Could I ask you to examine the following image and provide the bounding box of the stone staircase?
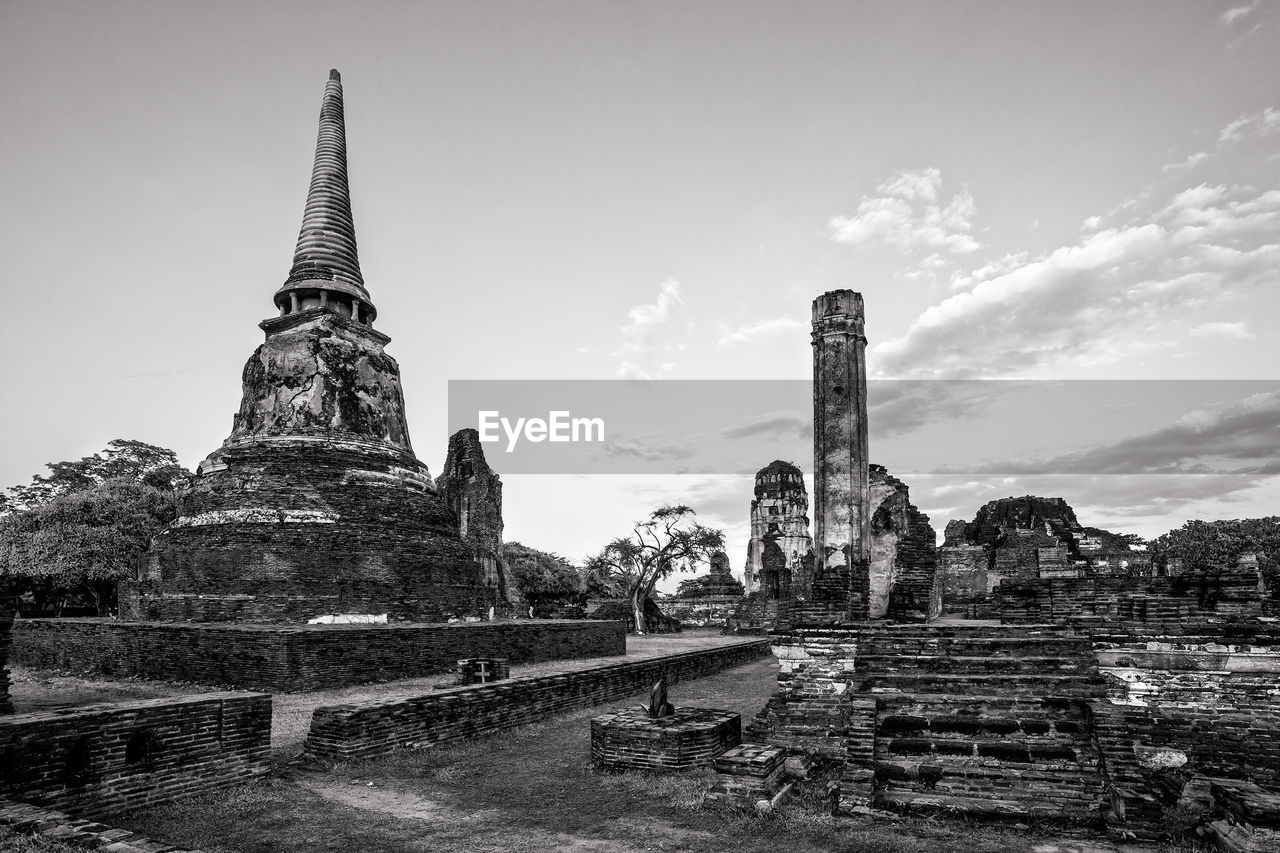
[854,624,1109,823]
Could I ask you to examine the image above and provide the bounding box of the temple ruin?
[437,428,516,609]
[743,461,814,601]
[119,71,494,623]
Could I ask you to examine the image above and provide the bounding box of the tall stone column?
[811,290,870,620]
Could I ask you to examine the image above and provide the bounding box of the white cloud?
[615,278,686,378]
[1190,321,1255,340]
[1163,151,1208,173]
[717,317,807,347]
[1221,2,1258,26]
[827,168,980,256]
[1218,107,1280,144]
[874,183,1280,378]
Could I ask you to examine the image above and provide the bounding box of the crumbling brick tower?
[120,71,493,623]
[811,290,872,620]
[744,461,814,599]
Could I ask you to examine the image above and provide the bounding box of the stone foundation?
[591,707,741,771]
[705,744,789,808]
[11,618,624,691]
[0,692,270,818]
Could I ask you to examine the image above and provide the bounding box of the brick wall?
[0,607,12,715]
[0,692,270,818]
[305,639,770,760]
[997,573,1263,627]
[11,618,626,692]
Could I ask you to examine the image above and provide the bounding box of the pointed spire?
[275,69,377,323]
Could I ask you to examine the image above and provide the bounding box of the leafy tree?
[503,541,582,607]
[1148,517,1280,578]
[0,440,189,614]
[585,505,724,634]
[1,439,187,513]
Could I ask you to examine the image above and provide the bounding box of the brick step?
[856,654,1090,674]
[858,638,1093,657]
[876,711,1089,739]
[859,673,1106,697]
[875,787,1102,823]
[876,691,1092,714]
[876,737,1090,765]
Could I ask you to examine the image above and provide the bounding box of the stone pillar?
[352,298,361,324]
[290,292,299,313]
[811,290,870,620]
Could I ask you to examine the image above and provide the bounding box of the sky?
[2,1,1278,589]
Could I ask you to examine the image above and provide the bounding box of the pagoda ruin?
[120,71,495,623]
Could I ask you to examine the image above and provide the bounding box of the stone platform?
[591,707,741,771]
[10,618,624,692]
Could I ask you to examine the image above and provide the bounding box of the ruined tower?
[437,428,514,606]
[811,290,871,620]
[120,71,493,623]
[744,461,815,601]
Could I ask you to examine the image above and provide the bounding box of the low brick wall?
[0,692,271,818]
[11,618,626,692]
[0,798,204,852]
[305,639,771,760]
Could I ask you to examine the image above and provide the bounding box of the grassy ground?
[113,655,1179,853]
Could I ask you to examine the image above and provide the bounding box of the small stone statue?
[646,677,676,719]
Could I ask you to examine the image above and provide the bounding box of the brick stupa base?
[590,707,741,771]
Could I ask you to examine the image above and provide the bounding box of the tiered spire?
[274,69,377,324]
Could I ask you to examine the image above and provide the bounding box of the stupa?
[120,71,493,623]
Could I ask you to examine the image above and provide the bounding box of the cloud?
[874,183,1280,378]
[827,168,980,256]
[720,409,809,441]
[1163,151,1208,173]
[615,278,686,379]
[1218,107,1280,144]
[1190,321,1255,340]
[1221,2,1258,26]
[717,317,807,347]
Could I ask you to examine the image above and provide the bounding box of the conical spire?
[274,69,376,323]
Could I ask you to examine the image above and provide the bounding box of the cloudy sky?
[2,1,1278,587]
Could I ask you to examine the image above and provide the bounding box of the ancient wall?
[0,606,12,715]
[11,618,625,692]
[437,428,512,604]
[937,543,992,616]
[0,692,270,818]
[1092,700,1280,839]
[996,572,1264,627]
[305,639,770,760]
[662,597,742,629]
[1093,625,1280,711]
[868,466,941,621]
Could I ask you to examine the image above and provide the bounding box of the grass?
[0,826,82,853]
[112,655,1182,853]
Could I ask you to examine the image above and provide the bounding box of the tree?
[1,439,188,513]
[1147,517,1280,576]
[585,505,724,634]
[503,542,582,608]
[0,440,189,614]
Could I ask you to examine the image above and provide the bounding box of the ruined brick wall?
[938,543,992,615]
[1093,625,1280,712]
[0,800,201,852]
[868,467,940,621]
[0,692,270,818]
[662,596,742,629]
[0,607,12,715]
[11,618,625,692]
[305,639,770,759]
[123,440,493,623]
[1092,700,1280,838]
[437,428,513,604]
[996,572,1264,627]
